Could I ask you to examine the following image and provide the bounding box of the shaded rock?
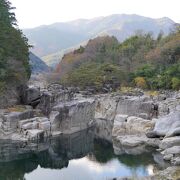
[146,131,160,138]
[21,86,41,105]
[94,118,113,142]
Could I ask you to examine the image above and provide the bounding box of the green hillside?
[58,28,180,91]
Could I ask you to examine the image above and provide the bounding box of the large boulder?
[112,115,154,137]
[49,98,95,133]
[113,134,160,155]
[21,86,41,106]
[151,112,180,137]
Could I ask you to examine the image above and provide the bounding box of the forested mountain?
[0,0,30,107]
[29,52,50,74]
[23,14,175,67]
[56,28,180,91]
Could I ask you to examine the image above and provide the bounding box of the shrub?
[134,77,147,89]
[172,77,180,90]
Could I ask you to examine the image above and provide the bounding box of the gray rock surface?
[50,99,95,133]
[38,84,75,115]
[94,94,155,141]
[153,112,180,137]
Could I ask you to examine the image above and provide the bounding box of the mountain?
[29,52,50,74]
[23,14,176,67]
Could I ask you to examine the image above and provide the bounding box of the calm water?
[0,130,166,180]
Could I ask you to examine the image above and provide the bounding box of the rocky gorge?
[0,83,179,179]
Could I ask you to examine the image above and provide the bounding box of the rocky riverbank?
[0,83,179,179]
[0,84,95,141]
[94,91,180,179]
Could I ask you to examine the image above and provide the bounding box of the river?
[0,129,167,180]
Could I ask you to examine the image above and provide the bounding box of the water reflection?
[0,129,166,180]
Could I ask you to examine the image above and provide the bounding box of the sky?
[10,0,180,28]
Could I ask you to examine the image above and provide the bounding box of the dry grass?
[7,105,27,112]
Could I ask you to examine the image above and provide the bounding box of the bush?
[134,77,147,89]
[61,62,124,91]
[172,77,180,90]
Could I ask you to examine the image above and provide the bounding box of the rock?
[146,131,160,138]
[118,135,147,147]
[95,94,118,121]
[163,154,173,161]
[94,118,113,142]
[114,114,128,123]
[159,136,180,149]
[156,166,180,180]
[38,84,74,115]
[21,122,34,130]
[165,127,180,138]
[25,129,45,140]
[126,116,154,134]
[158,95,180,116]
[51,98,95,133]
[94,93,155,141]
[116,96,153,119]
[162,146,180,155]
[21,86,41,105]
[113,135,152,155]
[112,116,154,137]
[153,112,180,137]
[39,121,51,131]
[1,109,34,134]
[171,157,180,165]
[139,113,149,119]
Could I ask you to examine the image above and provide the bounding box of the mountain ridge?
[23,14,176,67]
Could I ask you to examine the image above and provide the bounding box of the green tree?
[0,0,31,84]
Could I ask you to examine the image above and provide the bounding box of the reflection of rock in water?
[0,129,94,180]
[89,139,169,174]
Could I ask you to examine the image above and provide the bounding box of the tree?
[0,0,31,83]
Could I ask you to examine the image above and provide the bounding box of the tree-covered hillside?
[0,0,31,106]
[29,52,50,74]
[24,14,175,62]
[57,28,180,91]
